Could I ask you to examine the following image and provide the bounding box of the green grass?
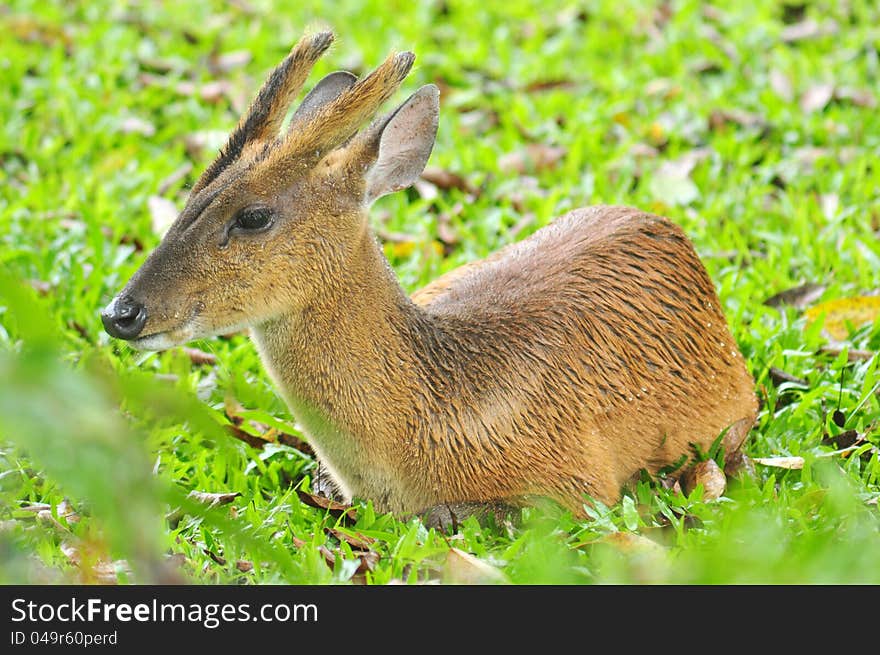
[1,0,879,584]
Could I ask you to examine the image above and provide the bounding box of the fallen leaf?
[498,143,567,174]
[443,548,508,584]
[119,116,156,137]
[420,166,474,193]
[681,459,726,500]
[523,78,577,93]
[724,452,756,479]
[325,527,376,551]
[598,532,666,555]
[800,83,834,113]
[768,367,808,387]
[816,345,875,362]
[709,109,767,131]
[148,195,178,237]
[822,430,863,450]
[60,541,130,585]
[753,456,805,469]
[834,87,877,108]
[780,19,838,43]
[296,490,357,523]
[182,346,216,366]
[157,162,194,196]
[187,490,240,506]
[769,69,794,102]
[763,282,826,309]
[804,296,880,341]
[182,130,228,160]
[209,49,252,75]
[235,559,254,573]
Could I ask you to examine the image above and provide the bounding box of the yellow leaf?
[804,296,880,341]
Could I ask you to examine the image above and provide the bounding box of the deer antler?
[192,30,335,194]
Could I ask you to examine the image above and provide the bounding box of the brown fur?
[107,33,757,518]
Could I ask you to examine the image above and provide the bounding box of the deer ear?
[364,84,439,204]
[289,71,357,130]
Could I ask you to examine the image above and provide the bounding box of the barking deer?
[102,32,757,524]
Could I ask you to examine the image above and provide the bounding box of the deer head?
[102,31,439,350]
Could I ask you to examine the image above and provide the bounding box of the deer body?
[102,32,757,519]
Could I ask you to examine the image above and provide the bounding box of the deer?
[101,31,757,527]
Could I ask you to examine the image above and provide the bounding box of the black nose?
[101,296,147,340]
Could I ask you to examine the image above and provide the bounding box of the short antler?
[192,30,335,194]
[263,51,415,170]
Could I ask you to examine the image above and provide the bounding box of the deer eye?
[232,206,274,232]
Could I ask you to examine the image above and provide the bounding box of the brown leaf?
[182,130,228,160]
[420,166,474,193]
[822,429,863,450]
[235,559,254,573]
[753,456,805,469]
[768,367,808,387]
[834,87,877,108]
[780,19,839,43]
[724,452,756,479]
[119,116,156,137]
[598,532,666,555]
[816,345,875,362]
[225,424,266,449]
[325,527,376,550]
[524,78,576,93]
[223,397,314,455]
[709,109,767,131]
[800,83,835,113]
[209,50,252,75]
[443,548,508,584]
[296,490,357,523]
[769,69,794,102]
[157,162,194,196]
[187,490,240,506]
[498,143,567,174]
[763,282,826,309]
[681,459,726,499]
[182,346,216,366]
[148,195,178,237]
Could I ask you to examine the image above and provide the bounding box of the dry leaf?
[834,87,877,108]
[420,166,474,193]
[119,116,156,137]
[210,50,252,74]
[498,143,567,174]
[182,346,216,366]
[753,456,805,469]
[157,162,193,196]
[148,195,178,237]
[769,69,794,102]
[235,559,254,573]
[599,532,666,555]
[800,84,835,113]
[763,282,826,309]
[443,548,508,584]
[804,296,880,341]
[709,109,766,131]
[816,345,875,362]
[524,78,576,93]
[768,367,808,387]
[187,490,240,506]
[780,19,838,43]
[296,490,357,523]
[681,459,726,500]
[325,527,375,551]
[183,130,228,160]
[724,452,756,479]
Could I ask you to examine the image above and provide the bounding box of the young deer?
[102,31,757,524]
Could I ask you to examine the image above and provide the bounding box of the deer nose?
[101,296,147,340]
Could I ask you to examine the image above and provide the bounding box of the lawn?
[1,0,879,584]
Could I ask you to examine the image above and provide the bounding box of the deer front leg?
[418,501,520,531]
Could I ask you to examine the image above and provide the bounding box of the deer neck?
[250,221,425,453]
